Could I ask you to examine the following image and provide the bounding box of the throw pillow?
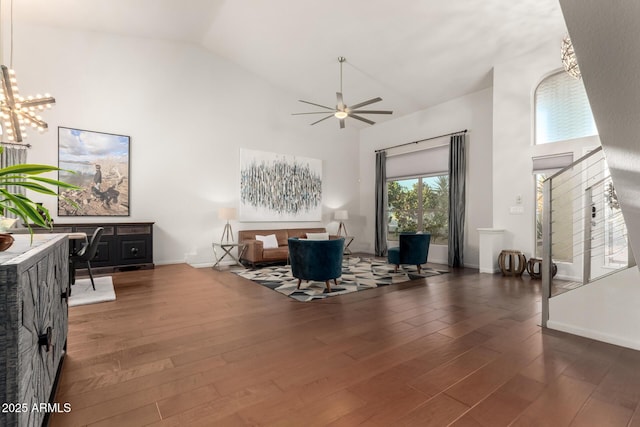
[256,234,279,249]
[306,232,329,240]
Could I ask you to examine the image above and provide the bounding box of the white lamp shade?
[218,207,237,220]
[334,210,349,221]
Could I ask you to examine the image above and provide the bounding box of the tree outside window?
[387,175,448,245]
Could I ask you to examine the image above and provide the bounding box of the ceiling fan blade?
[351,110,393,114]
[336,92,345,110]
[349,114,376,125]
[310,114,334,125]
[298,100,335,111]
[292,111,337,115]
[348,97,382,110]
[339,118,345,129]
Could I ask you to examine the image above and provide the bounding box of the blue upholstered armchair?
[387,233,431,273]
[288,237,344,292]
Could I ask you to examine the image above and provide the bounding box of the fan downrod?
[292,55,392,129]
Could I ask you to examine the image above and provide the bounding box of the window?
[532,153,574,259]
[535,71,597,144]
[386,145,449,245]
[387,175,449,245]
[534,173,545,258]
[533,69,599,261]
[603,180,628,267]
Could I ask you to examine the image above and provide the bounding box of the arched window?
[535,71,597,144]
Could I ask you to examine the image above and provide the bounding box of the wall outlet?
[509,206,524,215]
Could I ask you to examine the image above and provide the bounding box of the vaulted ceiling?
[11,0,567,122]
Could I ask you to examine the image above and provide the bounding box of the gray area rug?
[234,258,449,302]
[69,276,116,307]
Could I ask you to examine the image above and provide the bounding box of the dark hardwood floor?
[50,261,640,426]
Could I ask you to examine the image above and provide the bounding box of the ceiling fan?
[293,57,393,129]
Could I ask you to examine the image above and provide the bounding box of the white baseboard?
[547,320,640,351]
[154,260,221,269]
[155,260,187,266]
[189,262,215,268]
[554,274,581,282]
[188,260,244,269]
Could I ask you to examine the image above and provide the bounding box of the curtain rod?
[1,141,32,148]
[375,129,467,153]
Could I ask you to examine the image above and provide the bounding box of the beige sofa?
[238,228,327,266]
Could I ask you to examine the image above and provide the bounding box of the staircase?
[540,147,639,349]
[540,146,633,305]
[542,1,640,349]
[559,0,640,265]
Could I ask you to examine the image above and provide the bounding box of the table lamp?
[335,210,349,237]
[0,217,17,233]
[218,207,237,242]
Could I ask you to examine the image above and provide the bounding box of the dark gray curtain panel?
[0,145,27,168]
[448,134,466,267]
[375,151,388,256]
[0,146,27,218]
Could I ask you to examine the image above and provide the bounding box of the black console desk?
[17,221,155,274]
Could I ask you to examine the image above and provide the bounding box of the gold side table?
[342,235,355,255]
[212,242,246,269]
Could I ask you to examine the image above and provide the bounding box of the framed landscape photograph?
[58,127,130,216]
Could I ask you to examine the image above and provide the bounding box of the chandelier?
[561,34,581,80]
[0,66,55,142]
[0,0,56,143]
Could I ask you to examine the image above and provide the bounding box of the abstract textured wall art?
[240,149,322,221]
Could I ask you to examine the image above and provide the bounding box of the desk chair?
[70,227,104,290]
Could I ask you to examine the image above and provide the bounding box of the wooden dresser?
[0,234,69,427]
[14,221,155,275]
[56,222,154,274]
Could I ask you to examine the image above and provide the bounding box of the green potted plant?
[0,147,79,250]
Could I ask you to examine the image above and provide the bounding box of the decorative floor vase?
[0,233,15,251]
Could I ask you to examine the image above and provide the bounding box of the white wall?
[548,267,640,350]
[492,42,599,279]
[358,88,493,267]
[12,24,361,265]
[492,42,559,256]
[560,0,640,271]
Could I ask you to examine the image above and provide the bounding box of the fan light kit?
[293,56,392,129]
